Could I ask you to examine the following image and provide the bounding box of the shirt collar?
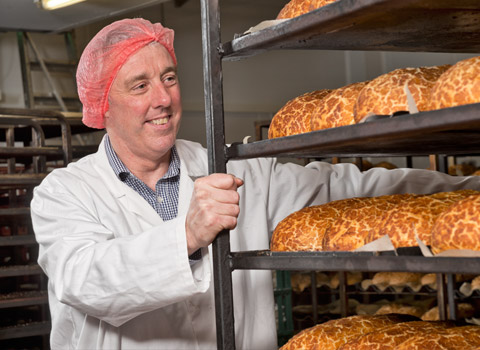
[105,134,180,182]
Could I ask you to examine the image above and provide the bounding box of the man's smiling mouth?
[149,117,169,125]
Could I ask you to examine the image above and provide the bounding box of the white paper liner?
[242,19,288,35]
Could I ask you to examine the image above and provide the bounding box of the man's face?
[105,43,181,162]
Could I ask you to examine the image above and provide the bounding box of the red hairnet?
[76,18,176,129]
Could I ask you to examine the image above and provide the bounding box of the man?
[30,18,479,349]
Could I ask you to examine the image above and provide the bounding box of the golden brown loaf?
[270,197,369,251]
[431,194,480,254]
[280,314,418,350]
[311,81,368,131]
[395,325,480,349]
[337,321,454,350]
[323,194,413,251]
[429,56,480,111]
[372,192,468,248]
[276,0,338,19]
[268,89,332,139]
[421,303,475,321]
[354,65,451,122]
[374,303,426,319]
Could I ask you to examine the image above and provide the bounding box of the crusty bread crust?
[268,89,332,139]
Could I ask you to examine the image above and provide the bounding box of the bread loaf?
[421,303,475,321]
[429,56,480,111]
[395,325,480,349]
[311,81,368,131]
[431,193,480,254]
[374,303,426,318]
[268,89,332,139]
[372,192,466,248]
[337,321,454,350]
[323,194,413,251]
[354,65,451,122]
[276,0,338,19]
[280,314,418,350]
[270,197,369,251]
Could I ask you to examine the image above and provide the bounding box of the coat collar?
[92,135,208,221]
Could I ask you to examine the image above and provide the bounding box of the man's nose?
[151,81,172,108]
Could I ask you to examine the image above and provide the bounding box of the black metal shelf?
[223,0,480,60]
[227,103,480,159]
[201,0,480,348]
[0,321,51,340]
[0,291,48,309]
[231,250,480,275]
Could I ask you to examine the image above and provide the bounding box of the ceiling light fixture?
[36,0,87,10]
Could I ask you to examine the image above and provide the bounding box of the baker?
[30,18,480,349]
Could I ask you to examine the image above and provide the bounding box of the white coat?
[30,136,480,349]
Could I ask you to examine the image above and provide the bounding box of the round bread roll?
[429,56,480,111]
[395,325,480,350]
[268,89,332,139]
[421,303,475,321]
[354,65,451,122]
[374,303,426,318]
[311,81,368,131]
[371,191,474,248]
[280,314,419,350]
[431,194,480,254]
[372,272,423,287]
[270,197,369,251]
[276,0,338,19]
[337,321,454,350]
[323,194,414,251]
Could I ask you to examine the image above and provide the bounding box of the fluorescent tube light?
[39,0,87,10]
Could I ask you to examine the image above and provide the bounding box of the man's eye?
[134,83,146,90]
[163,75,177,86]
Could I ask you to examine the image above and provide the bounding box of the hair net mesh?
[76,18,176,129]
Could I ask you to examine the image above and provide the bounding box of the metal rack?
[0,109,94,349]
[200,0,480,349]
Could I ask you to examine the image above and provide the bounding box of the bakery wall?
[0,0,476,151]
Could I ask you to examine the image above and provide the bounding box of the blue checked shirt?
[105,135,201,261]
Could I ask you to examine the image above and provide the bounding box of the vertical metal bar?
[339,271,348,318]
[436,273,447,320]
[17,32,34,109]
[200,0,236,349]
[310,271,318,324]
[446,274,457,320]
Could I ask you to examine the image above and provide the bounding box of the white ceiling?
[0,0,174,33]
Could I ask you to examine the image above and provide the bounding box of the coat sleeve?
[30,176,210,327]
[260,159,480,232]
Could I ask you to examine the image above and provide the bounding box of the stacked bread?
[270,190,480,252]
[276,0,338,19]
[268,54,480,139]
[281,314,480,350]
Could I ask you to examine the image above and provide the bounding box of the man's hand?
[185,174,244,255]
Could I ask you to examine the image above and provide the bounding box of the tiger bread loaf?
[322,194,414,251]
[337,320,456,350]
[270,190,480,252]
[280,314,419,350]
[369,189,480,249]
[270,196,369,251]
[395,325,480,350]
[268,89,332,139]
[354,65,451,122]
[431,194,480,254]
[311,81,368,132]
[276,0,339,19]
[429,55,480,111]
